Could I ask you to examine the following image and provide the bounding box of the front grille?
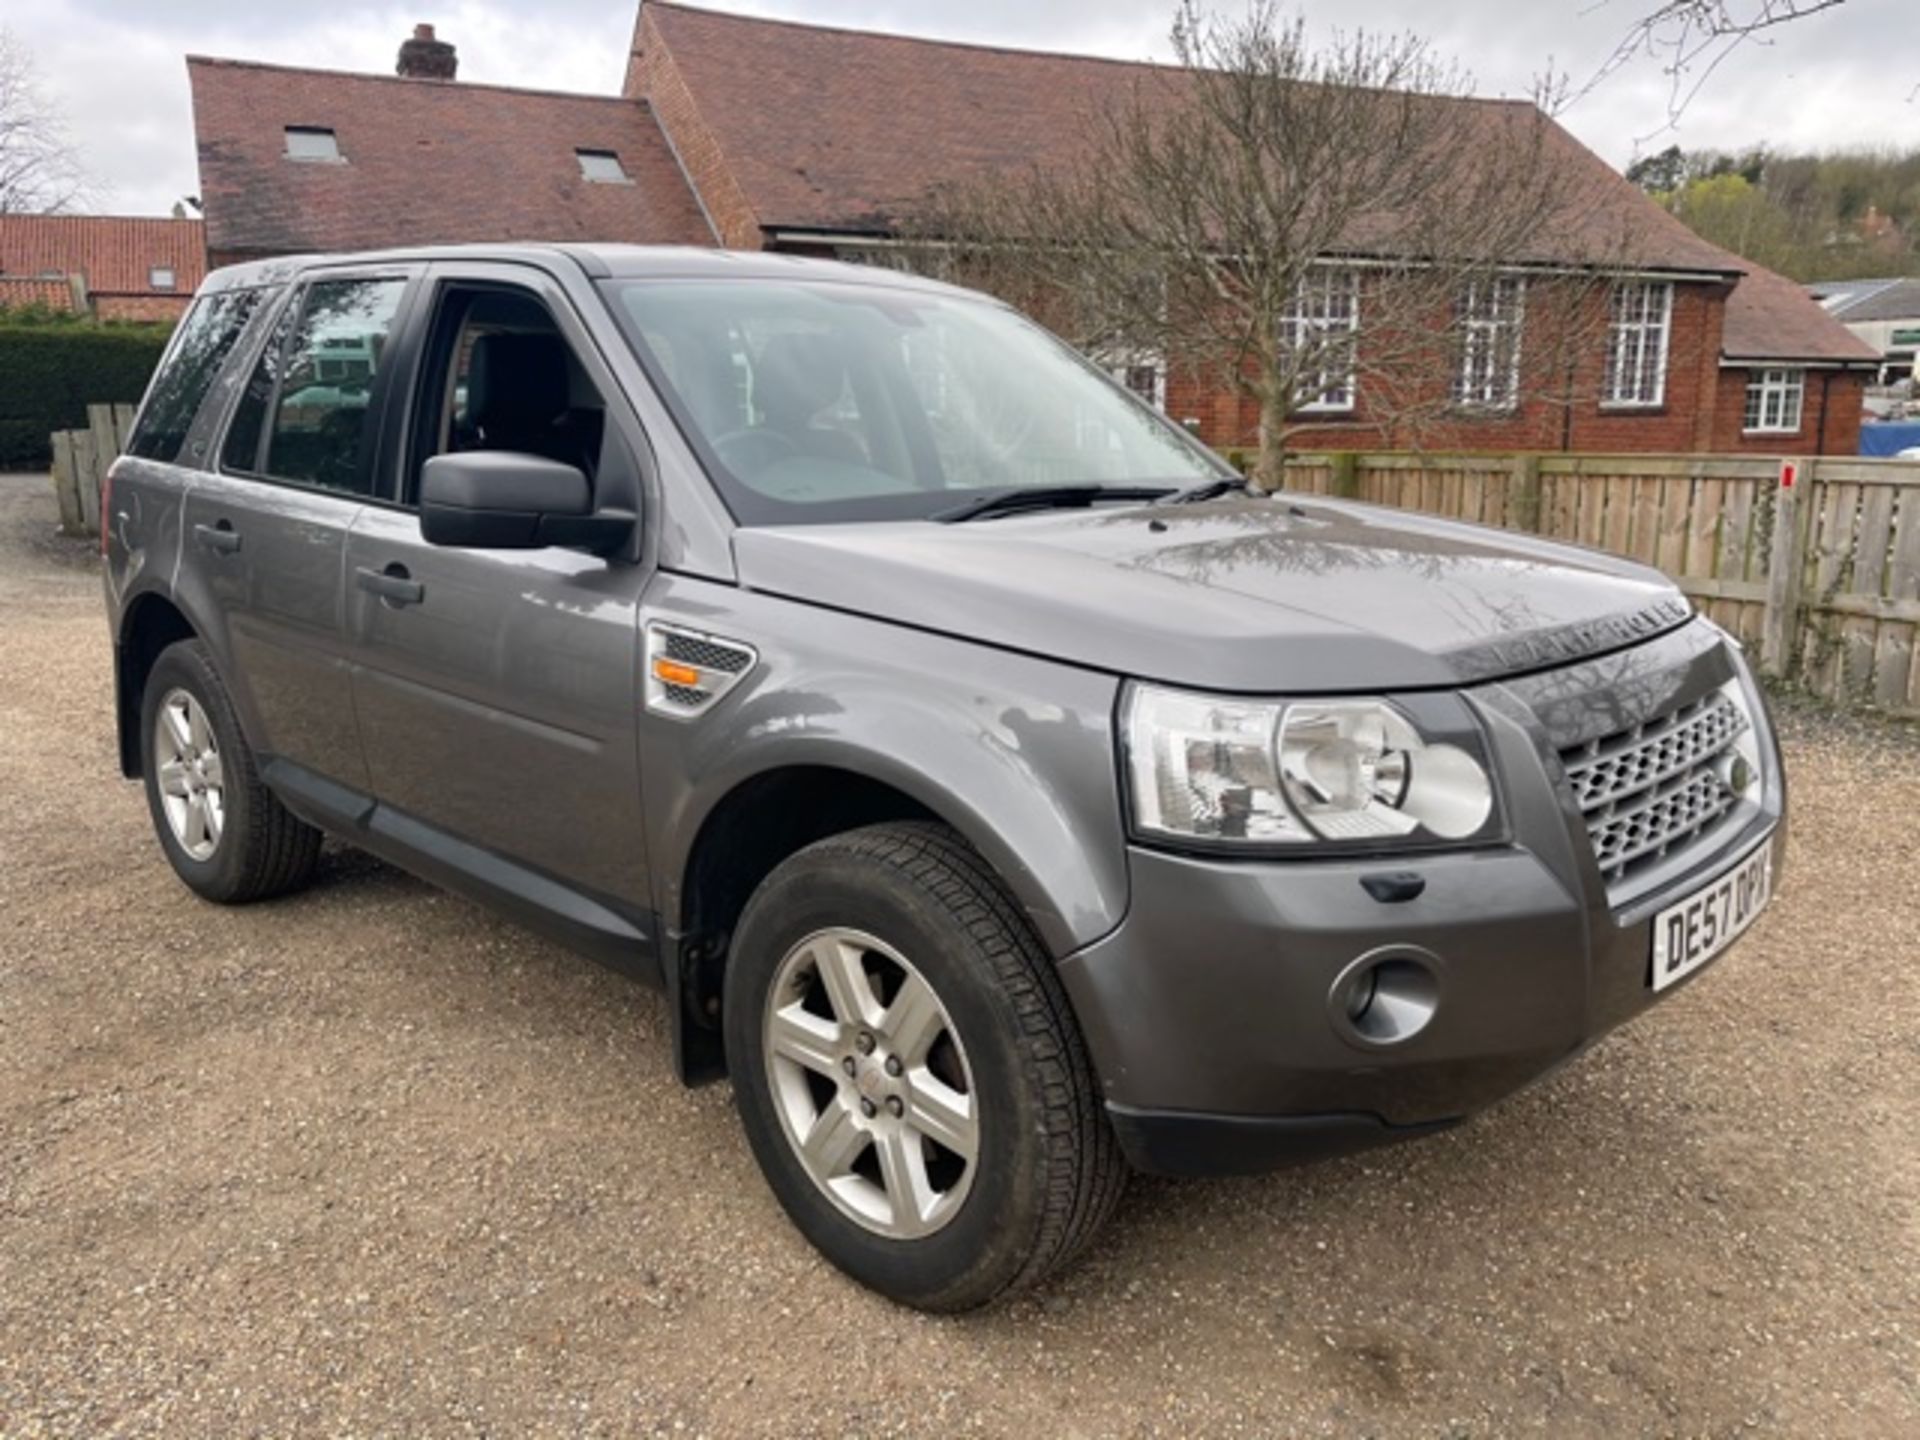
[1560,689,1750,889]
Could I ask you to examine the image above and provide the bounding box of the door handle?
[355,564,425,607]
[193,520,242,555]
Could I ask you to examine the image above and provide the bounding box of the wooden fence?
[49,403,136,540]
[1286,451,1920,718]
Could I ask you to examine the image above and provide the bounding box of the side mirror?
[419,452,633,553]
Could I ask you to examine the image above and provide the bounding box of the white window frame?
[1280,268,1360,414]
[1603,280,1674,408]
[284,127,342,163]
[1102,352,1167,412]
[1743,367,1805,434]
[148,265,177,292]
[1454,275,1525,412]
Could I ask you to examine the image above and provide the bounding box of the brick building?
[0,215,204,322]
[186,3,1878,455]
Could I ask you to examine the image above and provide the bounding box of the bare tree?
[905,3,1628,491]
[0,28,89,215]
[1590,2,1854,127]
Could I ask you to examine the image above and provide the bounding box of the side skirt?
[261,758,662,986]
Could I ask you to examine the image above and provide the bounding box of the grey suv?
[104,246,1783,1310]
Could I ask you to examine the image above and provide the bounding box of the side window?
[221,299,294,473]
[127,288,263,463]
[411,284,609,501]
[264,278,407,494]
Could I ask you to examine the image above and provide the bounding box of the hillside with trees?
[1627,145,1920,282]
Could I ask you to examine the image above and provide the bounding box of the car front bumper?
[1058,622,1787,1176]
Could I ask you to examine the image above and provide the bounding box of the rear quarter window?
[126,288,266,464]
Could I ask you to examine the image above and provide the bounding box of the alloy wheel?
[153,687,226,861]
[762,926,980,1239]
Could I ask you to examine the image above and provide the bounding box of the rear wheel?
[140,640,322,904]
[723,821,1125,1311]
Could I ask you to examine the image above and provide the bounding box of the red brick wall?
[1707,366,1867,456]
[627,9,760,249]
[1819,372,1868,455]
[95,294,191,324]
[1166,278,1737,457]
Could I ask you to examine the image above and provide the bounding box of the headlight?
[1123,684,1500,851]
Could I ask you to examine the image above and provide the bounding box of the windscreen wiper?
[1160,477,1248,504]
[932,484,1177,524]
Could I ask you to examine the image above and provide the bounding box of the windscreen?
[608,278,1222,524]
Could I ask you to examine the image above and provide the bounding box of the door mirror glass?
[420,451,630,551]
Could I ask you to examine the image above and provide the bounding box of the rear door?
[181,267,419,790]
[344,260,652,910]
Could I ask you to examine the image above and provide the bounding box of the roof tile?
[187,58,713,258]
[1721,262,1880,364]
[0,215,204,297]
[637,1,1739,274]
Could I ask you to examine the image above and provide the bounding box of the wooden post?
[72,423,101,536]
[49,430,83,535]
[1329,451,1359,501]
[1510,453,1543,534]
[1760,457,1810,679]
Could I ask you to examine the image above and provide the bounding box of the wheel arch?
[664,752,1107,1086]
[115,592,200,778]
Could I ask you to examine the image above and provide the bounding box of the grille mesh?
[1560,690,1750,889]
[663,632,752,673]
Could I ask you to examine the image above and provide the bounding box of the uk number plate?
[1650,837,1774,992]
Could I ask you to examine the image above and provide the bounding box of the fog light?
[1328,948,1441,1048]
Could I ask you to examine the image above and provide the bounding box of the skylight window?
[285,127,342,163]
[149,266,177,291]
[576,149,628,184]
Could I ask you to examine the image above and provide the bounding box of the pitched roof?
[0,275,84,313]
[187,57,713,259]
[1811,275,1920,324]
[1721,262,1881,364]
[634,2,1738,275]
[0,215,204,298]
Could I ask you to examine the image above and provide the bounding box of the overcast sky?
[11,0,1911,217]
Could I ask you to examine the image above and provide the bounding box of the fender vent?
[645,623,757,718]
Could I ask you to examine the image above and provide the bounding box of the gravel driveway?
[1,470,1915,1438]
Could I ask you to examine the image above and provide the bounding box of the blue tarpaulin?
[1859,422,1920,457]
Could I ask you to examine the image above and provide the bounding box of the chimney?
[397,23,457,81]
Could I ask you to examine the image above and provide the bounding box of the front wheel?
[723,822,1125,1311]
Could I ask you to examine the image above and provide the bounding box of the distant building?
[1809,277,1920,385]
[185,3,1879,456]
[0,215,204,321]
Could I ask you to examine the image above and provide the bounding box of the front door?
[183,270,415,790]
[345,266,651,910]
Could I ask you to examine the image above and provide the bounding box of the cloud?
[7,0,1905,216]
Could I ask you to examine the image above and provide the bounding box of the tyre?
[723,821,1125,1311]
[140,639,322,904]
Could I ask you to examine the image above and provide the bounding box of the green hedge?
[0,322,175,468]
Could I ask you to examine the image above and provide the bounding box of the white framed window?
[1101,354,1166,412]
[149,265,177,291]
[1743,367,1804,434]
[1280,268,1359,413]
[1604,280,1673,407]
[284,126,341,163]
[576,149,629,184]
[1454,276,1525,411]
